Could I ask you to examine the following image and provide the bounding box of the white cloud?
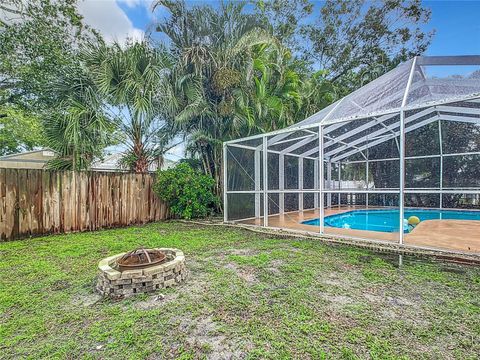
[118,0,142,8]
[77,0,144,44]
[118,0,153,10]
[119,0,161,21]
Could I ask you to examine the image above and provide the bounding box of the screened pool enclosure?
[223,56,480,253]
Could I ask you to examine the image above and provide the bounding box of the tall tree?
[153,0,304,198]
[43,65,115,170]
[0,0,104,162]
[43,40,174,172]
[0,0,98,110]
[255,0,433,83]
[0,104,45,155]
[84,41,174,172]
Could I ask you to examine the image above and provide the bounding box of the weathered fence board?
[0,169,168,241]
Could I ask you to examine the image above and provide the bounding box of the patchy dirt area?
[183,315,246,360]
[224,262,258,284]
[1,222,479,359]
[72,293,103,307]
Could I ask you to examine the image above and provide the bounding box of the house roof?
[91,153,177,172]
[0,149,56,160]
[0,150,177,172]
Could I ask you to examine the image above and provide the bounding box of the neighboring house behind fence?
[0,149,56,169]
[0,149,177,172]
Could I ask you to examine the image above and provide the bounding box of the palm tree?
[153,0,282,197]
[44,66,115,170]
[299,70,338,118]
[84,41,174,172]
[153,0,339,201]
[233,44,304,133]
[44,41,172,172]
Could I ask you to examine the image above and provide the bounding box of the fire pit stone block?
[96,248,187,298]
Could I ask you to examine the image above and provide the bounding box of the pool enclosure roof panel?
[288,55,480,129]
[225,56,480,162]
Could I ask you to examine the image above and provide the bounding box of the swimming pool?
[302,209,480,233]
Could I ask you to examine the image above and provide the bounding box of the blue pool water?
[302,209,480,233]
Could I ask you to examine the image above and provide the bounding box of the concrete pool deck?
[239,207,480,253]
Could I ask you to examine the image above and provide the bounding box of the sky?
[423,0,480,56]
[76,0,480,159]
[77,0,480,54]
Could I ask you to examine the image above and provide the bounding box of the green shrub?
[153,163,218,219]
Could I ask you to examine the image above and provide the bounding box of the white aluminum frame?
[223,55,480,250]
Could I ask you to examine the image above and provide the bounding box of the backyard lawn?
[1,222,479,359]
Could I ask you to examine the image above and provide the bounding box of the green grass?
[0,221,479,359]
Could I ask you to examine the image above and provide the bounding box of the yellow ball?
[408,216,420,225]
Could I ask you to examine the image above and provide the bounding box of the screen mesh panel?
[368,193,400,207]
[441,120,480,154]
[226,146,263,191]
[267,152,279,190]
[268,193,279,215]
[227,193,263,221]
[303,193,315,209]
[405,193,440,208]
[407,64,480,107]
[284,156,299,189]
[406,158,441,188]
[442,193,480,209]
[284,193,299,212]
[303,159,316,189]
[340,163,367,190]
[443,154,480,188]
[369,160,400,189]
[405,121,440,157]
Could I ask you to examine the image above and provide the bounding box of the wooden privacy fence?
[0,169,168,241]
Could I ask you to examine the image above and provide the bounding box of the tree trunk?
[133,141,149,173]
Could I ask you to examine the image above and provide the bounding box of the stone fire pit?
[96,248,187,298]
